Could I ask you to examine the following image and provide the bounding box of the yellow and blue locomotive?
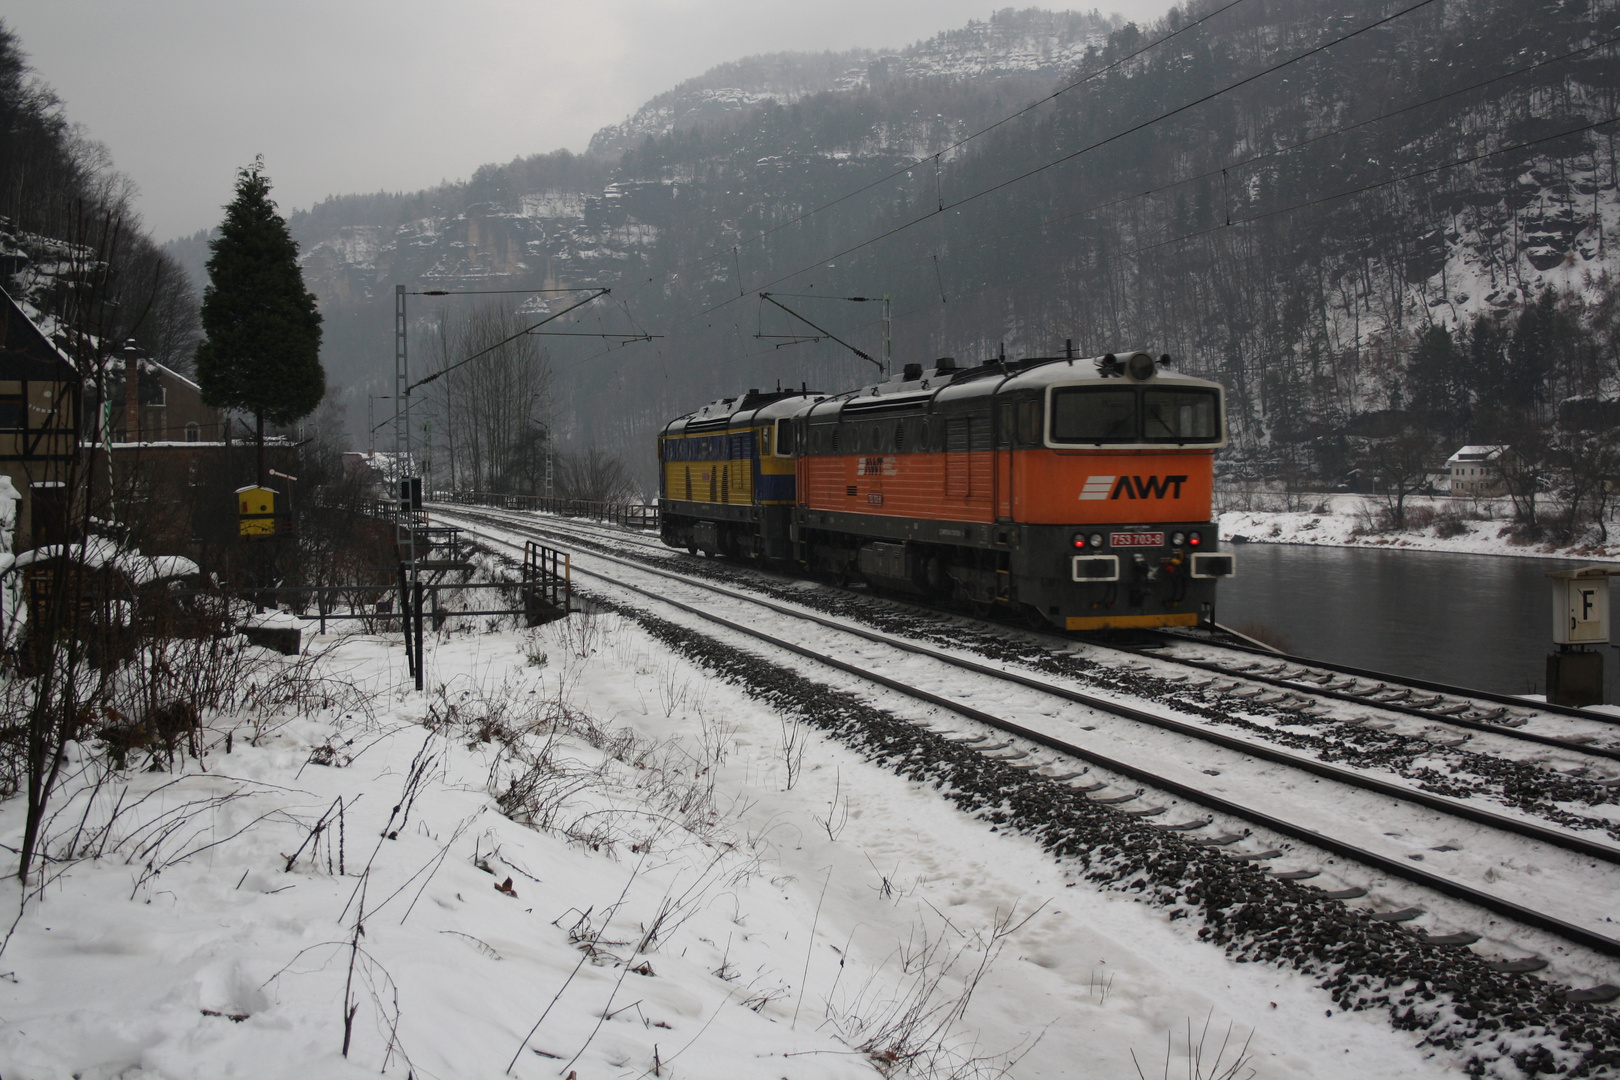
[659,388,820,560]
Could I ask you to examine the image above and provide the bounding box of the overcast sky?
[6,1,1173,243]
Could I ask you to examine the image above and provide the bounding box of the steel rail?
[1127,644,1620,762]
[1164,628,1620,726]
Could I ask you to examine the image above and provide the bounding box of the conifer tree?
[195,156,324,482]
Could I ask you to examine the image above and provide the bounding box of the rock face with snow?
[586,10,1116,158]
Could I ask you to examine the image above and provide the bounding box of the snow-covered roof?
[1445,445,1509,465]
[143,357,202,393]
[6,537,199,585]
[1,285,77,374]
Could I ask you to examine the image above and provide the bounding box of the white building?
[1445,445,1510,497]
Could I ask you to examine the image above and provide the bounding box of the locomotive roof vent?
[902,362,923,381]
[934,357,956,372]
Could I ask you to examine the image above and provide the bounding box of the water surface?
[1216,543,1617,700]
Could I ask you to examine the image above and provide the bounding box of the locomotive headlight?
[1171,531,1186,546]
[1188,531,1202,546]
[1126,352,1157,381]
[1090,532,1104,548]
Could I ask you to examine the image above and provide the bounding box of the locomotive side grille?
[946,418,971,497]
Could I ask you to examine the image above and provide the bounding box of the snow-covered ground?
[1218,492,1620,563]
[0,609,1457,1079]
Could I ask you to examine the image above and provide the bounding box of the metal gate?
[522,541,571,626]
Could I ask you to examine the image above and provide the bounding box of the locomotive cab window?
[1049,385,1222,445]
[1050,387,1138,443]
[997,403,1015,447]
[1016,399,1040,446]
[760,425,772,456]
[1143,388,1220,442]
[775,419,796,457]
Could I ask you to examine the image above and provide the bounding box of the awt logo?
[1079,475,1189,500]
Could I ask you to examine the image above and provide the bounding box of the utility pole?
[544,386,555,499]
[386,282,651,691]
[367,394,392,454]
[881,292,892,378]
[393,284,424,691]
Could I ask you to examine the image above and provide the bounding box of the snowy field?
[0,609,1459,1080]
[1218,492,1620,563]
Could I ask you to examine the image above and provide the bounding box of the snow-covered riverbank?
[1219,493,1620,563]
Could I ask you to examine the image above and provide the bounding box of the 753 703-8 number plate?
[1110,531,1164,547]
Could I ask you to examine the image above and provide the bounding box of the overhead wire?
[870,112,1620,354]
[663,0,1444,332]
[552,5,1610,394]
[724,0,1255,253]
[560,99,1620,400]
[805,31,1620,308]
[732,0,1445,304]
[609,0,1258,305]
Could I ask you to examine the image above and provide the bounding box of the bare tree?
[1546,426,1620,544]
[1356,427,1440,529]
[556,448,638,504]
[420,302,550,493]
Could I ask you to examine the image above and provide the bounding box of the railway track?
[432,504,1620,1001]
[434,502,1620,762]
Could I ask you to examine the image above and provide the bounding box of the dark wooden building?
[0,287,80,549]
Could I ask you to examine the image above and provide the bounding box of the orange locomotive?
[660,349,1234,630]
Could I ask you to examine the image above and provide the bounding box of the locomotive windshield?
[1049,385,1222,445]
[1050,387,1136,442]
[1142,388,1220,442]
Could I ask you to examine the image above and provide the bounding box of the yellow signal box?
[237,485,278,539]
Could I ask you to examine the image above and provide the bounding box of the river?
[1215,542,1620,702]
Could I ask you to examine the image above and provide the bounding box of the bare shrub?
[1131,1013,1255,1080]
[778,711,808,789]
[1404,505,1436,530]
[1433,511,1471,539]
[826,904,1044,1079]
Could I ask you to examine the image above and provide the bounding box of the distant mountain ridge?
[586,8,1117,157]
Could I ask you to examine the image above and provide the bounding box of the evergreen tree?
[1506,289,1559,421]
[195,157,324,481]
[1406,324,1467,438]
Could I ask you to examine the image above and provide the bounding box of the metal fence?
[440,491,659,529]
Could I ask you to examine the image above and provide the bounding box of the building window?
[185,422,200,442]
[0,396,21,429]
